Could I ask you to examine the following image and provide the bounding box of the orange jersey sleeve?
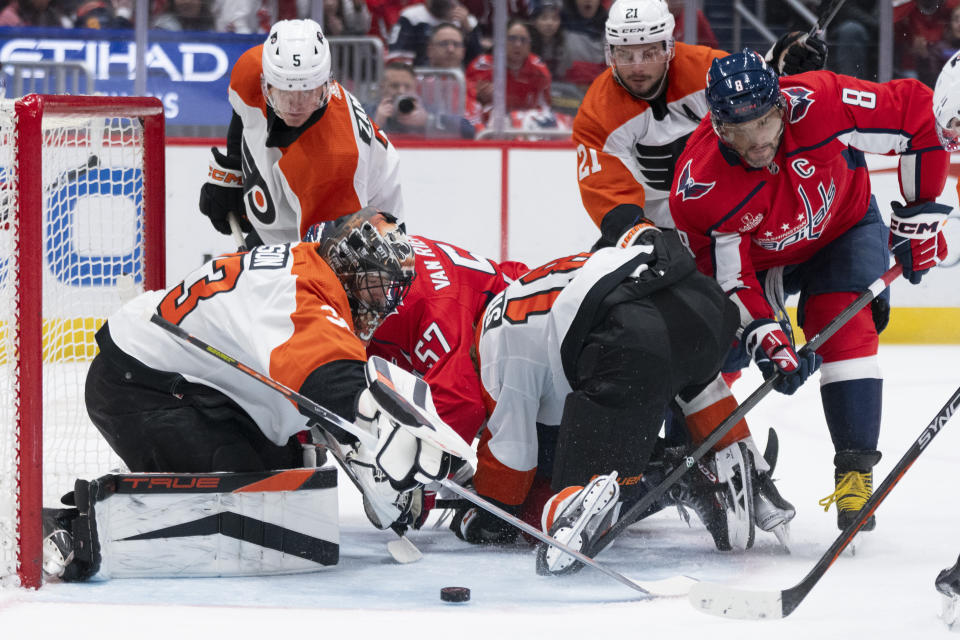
[268,244,367,392]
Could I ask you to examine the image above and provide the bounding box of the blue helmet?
[706,49,782,124]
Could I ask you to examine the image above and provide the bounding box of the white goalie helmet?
[605,0,675,58]
[262,19,332,91]
[934,52,960,152]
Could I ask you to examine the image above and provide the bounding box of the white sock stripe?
[818,356,881,385]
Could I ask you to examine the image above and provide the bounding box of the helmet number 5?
[577,144,602,180]
[293,53,301,67]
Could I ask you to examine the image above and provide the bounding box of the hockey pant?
[85,351,303,473]
[552,270,739,503]
[56,469,339,580]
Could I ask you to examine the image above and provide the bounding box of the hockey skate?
[818,450,881,532]
[937,556,960,631]
[667,447,747,552]
[536,472,620,576]
[41,508,76,580]
[751,467,795,548]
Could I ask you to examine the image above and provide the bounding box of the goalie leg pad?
[83,469,339,579]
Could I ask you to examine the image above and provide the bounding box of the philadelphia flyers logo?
[241,139,277,224]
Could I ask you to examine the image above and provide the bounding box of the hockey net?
[0,95,165,588]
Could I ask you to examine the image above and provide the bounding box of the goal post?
[1,95,165,588]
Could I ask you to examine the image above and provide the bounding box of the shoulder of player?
[574,69,637,133]
[289,243,354,309]
[671,123,745,221]
[230,44,265,109]
[667,42,726,99]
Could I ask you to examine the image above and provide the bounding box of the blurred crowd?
[1,0,958,138]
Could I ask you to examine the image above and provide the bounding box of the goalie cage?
[0,95,165,588]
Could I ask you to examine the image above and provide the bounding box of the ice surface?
[2,345,958,638]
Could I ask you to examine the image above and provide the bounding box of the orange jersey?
[573,42,727,232]
[107,243,366,445]
[229,45,404,244]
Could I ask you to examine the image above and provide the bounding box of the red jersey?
[669,72,949,326]
[367,236,527,442]
[466,53,552,117]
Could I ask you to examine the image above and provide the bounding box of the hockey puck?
[440,586,471,603]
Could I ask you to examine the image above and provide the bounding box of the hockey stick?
[689,381,960,619]
[808,0,848,37]
[227,212,247,251]
[439,479,696,598]
[148,313,422,563]
[586,263,903,561]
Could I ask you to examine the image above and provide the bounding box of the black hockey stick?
[586,263,903,561]
[148,313,423,563]
[689,381,960,619]
[808,0,848,37]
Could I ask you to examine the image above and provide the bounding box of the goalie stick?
[584,264,903,563]
[689,381,960,620]
[149,313,422,564]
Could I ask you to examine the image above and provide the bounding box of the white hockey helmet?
[606,0,675,47]
[934,52,960,152]
[262,19,332,91]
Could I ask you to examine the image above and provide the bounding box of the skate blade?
[770,522,791,553]
[941,594,960,631]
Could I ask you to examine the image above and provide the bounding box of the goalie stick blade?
[386,536,422,564]
[688,582,785,620]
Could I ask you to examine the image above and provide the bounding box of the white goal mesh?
[0,96,164,588]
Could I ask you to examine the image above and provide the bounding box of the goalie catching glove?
[744,319,821,395]
[199,147,252,235]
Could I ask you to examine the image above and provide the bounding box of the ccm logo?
[208,167,243,185]
[890,219,941,234]
[121,477,221,490]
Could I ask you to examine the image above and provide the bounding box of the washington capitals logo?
[675,160,715,201]
[782,87,815,123]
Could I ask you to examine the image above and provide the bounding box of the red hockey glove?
[744,320,821,395]
[889,201,950,285]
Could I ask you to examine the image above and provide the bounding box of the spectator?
[212,0,263,33]
[368,0,417,42]
[894,0,960,83]
[368,61,475,138]
[152,0,216,31]
[529,0,568,80]
[930,4,960,81]
[466,19,551,115]
[323,0,372,36]
[827,0,878,80]
[0,0,71,26]
[425,21,467,68]
[666,0,717,49]
[389,0,484,66]
[560,0,606,88]
[74,0,133,28]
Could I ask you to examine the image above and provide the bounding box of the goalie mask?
[306,209,415,341]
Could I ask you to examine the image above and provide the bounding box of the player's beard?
[742,142,779,168]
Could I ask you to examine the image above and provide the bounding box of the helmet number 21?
[577,144,602,180]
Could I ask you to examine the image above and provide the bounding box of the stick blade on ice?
[629,575,698,597]
[688,582,784,620]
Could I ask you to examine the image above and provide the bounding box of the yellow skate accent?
[818,471,874,513]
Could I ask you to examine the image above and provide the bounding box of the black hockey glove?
[452,500,518,545]
[769,31,827,76]
[198,147,252,235]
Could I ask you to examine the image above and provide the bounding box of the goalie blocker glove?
[767,31,827,76]
[199,147,252,235]
[889,200,950,285]
[744,319,821,395]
